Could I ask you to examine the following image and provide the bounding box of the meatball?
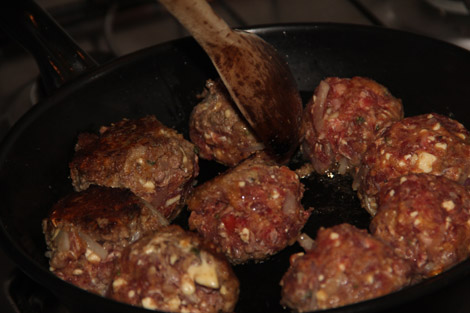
[187,154,310,264]
[370,174,470,278]
[280,223,412,312]
[109,225,239,313]
[42,186,168,295]
[69,115,199,221]
[354,113,470,215]
[189,79,264,167]
[301,77,403,175]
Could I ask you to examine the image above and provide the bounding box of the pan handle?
[0,0,98,96]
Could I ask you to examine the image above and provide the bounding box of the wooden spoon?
[158,0,303,161]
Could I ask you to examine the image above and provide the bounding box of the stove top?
[1,1,470,312]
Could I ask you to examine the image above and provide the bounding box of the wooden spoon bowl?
[158,0,303,161]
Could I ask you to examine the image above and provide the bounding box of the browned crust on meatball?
[301,77,403,175]
[188,154,310,264]
[280,224,412,312]
[108,225,239,313]
[370,174,470,278]
[69,115,199,221]
[189,79,264,167]
[354,113,470,215]
[42,186,168,295]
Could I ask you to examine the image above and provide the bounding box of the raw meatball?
[187,154,310,264]
[280,223,412,312]
[109,225,239,313]
[189,79,264,167]
[354,113,470,215]
[69,115,199,221]
[301,77,403,175]
[42,186,168,295]
[370,174,470,278]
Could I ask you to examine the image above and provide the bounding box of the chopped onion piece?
[282,192,297,216]
[337,157,350,175]
[141,199,169,227]
[130,230,142,243]
[240,143,265,153]
[55,229,70,252]
[78,231,108,260]
[313,80,330,133]
[297,233,315,252]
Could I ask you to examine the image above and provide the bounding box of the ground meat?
[108,225,239,313]
[370,174,470,278]
[187,154,310,264]
[69,115,199,221]
[189,79,264,167]
[42,186,168,295]
[280,223,412,312]
[353,113,470,215]
[301,77,403,175]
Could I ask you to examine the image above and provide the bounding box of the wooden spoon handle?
[158,0,233,48]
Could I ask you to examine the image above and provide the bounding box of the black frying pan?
[2,1,470,313]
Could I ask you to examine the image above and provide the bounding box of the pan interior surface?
[1,23,470,313]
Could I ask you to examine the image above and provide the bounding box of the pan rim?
[1,22,470,313]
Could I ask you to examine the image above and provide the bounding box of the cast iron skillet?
[2,1,470,313]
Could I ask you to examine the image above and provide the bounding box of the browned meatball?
[280,223,412,312]
[108,225,239,313]
[69,115,199,221]
[301,77,403,175]
[187,154,310,264]
[189,79,264,167]
[370,174,470,278]
[354,113,470,215]
[42,186,168,295]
